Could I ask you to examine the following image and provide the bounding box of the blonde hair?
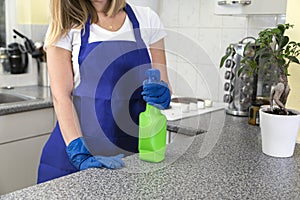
[45,0,126,47]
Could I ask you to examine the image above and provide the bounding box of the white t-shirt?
[52,4,166,88]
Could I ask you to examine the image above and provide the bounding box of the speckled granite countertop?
[1,110,300,199]
[0,86,53,115]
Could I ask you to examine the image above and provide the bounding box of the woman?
[38,0,171,183]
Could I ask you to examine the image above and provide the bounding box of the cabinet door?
[0,108,55,195]
[0,108,54,144]
[215,0,286,15]
[0,134,50,195]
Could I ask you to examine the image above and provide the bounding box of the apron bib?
[37,3,151,183]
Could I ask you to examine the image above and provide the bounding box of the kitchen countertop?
[0,86,53,115]
[1,110,300,199]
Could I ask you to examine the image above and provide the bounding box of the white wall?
[159,0,285,101]
[285,0,300,142]
[127,0,159,12]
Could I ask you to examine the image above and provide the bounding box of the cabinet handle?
[218,0,251,6]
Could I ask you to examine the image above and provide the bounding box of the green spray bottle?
[139,69,167,162]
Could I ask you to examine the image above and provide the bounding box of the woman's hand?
[66,137,125,170]
[142,81,171,109]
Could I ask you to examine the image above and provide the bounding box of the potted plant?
[221,24,300,157]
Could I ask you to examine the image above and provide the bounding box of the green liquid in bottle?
[138,69,167,162]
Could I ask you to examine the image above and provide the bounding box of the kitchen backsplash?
[1,0,286,98]
[159,0,286,101]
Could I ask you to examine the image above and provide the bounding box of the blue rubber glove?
[141,81,171,109]
[66,137,125,170]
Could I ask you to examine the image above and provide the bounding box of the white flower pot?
[260,107,300,157]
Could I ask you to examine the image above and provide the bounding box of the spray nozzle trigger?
[146,69,160,83]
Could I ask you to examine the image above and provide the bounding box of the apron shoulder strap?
[124,3,143,42]
[125,3,140,29]
[81,15,91,46]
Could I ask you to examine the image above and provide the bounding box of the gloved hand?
[142,81,171,109]
[66,137,125,170]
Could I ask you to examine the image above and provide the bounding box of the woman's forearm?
[47,46,82,146]
[150,39,173,94]
[52,94,82,145]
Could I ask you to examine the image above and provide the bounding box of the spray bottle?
[139,69,167,162]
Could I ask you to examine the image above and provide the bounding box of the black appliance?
[7,42,28,74]
[9,29,44,75]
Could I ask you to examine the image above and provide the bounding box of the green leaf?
[238,65,246,77]
[285,45,291,55]
[255,48,269,60]
[288,56,300,64]
[278,58,286,67]
[220,54,230,68]
[219,46,233,68]
[278,54,285,60]
[277,24,285,34]
[260,52,272,59]
[279,36,289,48]
[249,59,258,69]
[274,28,281,34]
[243,42,254,57]
[247,68,254,76]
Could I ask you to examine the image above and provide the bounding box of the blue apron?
[37,4,151,183]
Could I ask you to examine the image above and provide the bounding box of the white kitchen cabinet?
[215,0,287,15]
[0,108,55,195]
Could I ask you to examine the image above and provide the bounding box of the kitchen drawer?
[0,108,54,144]
[0,134,49,195]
